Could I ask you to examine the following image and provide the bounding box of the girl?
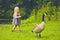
[12,6,21,32]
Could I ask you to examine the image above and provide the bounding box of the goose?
[32,12,47,37]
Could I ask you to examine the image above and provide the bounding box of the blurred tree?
[0,0,60,21]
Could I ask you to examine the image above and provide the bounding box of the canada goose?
[32,12,47,37]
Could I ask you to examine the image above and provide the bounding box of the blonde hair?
[14,6,19,13]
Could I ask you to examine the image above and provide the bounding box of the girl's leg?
[12,25,17,32]
[18,25,21,32]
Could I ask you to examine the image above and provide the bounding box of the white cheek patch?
[44,13,46,16]
[45,13,46,16]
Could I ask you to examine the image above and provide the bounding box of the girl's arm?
[13,13,21,18]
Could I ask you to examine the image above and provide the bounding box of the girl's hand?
[15,16,21,18]
[19,16,21,18]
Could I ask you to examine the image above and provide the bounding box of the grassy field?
[0,21,60,40]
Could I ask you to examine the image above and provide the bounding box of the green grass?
[0,21,60,40]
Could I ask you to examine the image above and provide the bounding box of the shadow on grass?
[34,35,49,39]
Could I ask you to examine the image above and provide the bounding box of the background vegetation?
[0,0,60,21]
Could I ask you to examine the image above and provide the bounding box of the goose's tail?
[31,30,34,32]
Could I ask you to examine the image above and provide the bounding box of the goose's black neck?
[42,14,45,22]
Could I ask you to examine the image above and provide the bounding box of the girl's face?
[14,7,19,13]
[16,8,19,13]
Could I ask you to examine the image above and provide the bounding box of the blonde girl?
[12,6,21,32]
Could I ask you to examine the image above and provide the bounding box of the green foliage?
[0,0,60,21]
[20,8,26,16]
